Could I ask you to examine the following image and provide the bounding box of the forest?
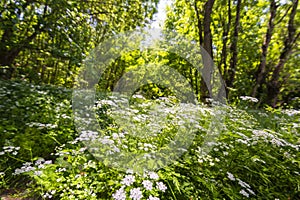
[0,0,299,199]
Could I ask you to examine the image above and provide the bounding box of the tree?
[252,0,278,98]
[266,0,299,107]
[164,0,216,102]
[219,0,231,78]
[201,0,215,101]
[165,0,299,107]
[0,0,158,85]
[225,0,241,93]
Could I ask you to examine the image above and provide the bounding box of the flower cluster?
[112,171,167,200]
[197,153,220,166]
[240,96,259,103]
[76,130,99,142]
[26,122,58,129]
[233,129,300,150]
[0,146,20,156]
[282,109,300,116]
[43,190,56,199]
[226,172,255,197]
[14,158,52,175]
[87,95,207,170]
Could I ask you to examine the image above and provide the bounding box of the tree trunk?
[0,26,21,79]
[220,0,231,78]
[194,0,207,102]
[194,0,203,45]
[226,0,241,92]
[266,0,299,107]
[252,0,277,98]
[194,0,215,102]
[203,0,215,58]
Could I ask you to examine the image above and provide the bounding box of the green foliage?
[0,81,299,199]
[164,0,300,107]
[0,0,158,85]
[0,0,299,198]
[0,79,75,190]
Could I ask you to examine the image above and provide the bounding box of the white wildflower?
[50,190,56,195]
[100,138,114,145]
[14,168,22,175]
[55,168,66,172]
[283,109,300,116]
[38,164,45,169]
[236,139,248,144]
[283,152,291,159]
[156,182,167,192]
[56,178,62,182]
[270,138,284,147]
[43,192,53,199]
[121,175,135,186]
[142,180,153,191]
[35,158,45,165]
[148,172,159,180]
[34,171,43,176]
[119,132,125,138]
[3,146,13,153]
[246,188,255,195]
[75,174,81,179]
[237,179,251,188]
[144,143,153,148]
[239,189,249,197]
[129,188,143,200]
[240,96,258,103]
[112,133,119,139]
[78,130,98,141]
[113,146,120,153]
[44,160,52,165]
[112,187,126,200]
[147,195,160,200]
[79,147,87,152]
[227,172,235,181]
